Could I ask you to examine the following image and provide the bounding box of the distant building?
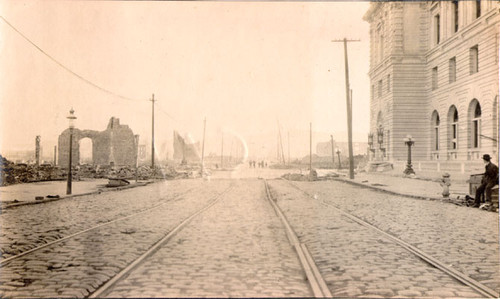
[364,1,499,172]
[316,139,336,157]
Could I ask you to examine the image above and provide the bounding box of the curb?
[328,176,453,202]
[1,181,154,210]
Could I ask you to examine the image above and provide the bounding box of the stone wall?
[58,117,138,168]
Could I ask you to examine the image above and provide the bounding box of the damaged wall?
[58,117,138,167]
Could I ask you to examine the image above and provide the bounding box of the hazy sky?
[0,1,371,157]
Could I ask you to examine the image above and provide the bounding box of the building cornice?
[363,2,382,22]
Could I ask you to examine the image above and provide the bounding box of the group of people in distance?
[249,160,267,168]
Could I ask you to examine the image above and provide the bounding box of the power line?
[2,15,194,130]
[0,15,145,103]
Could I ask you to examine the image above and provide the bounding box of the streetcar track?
[89,183,236,298]
[281,180,499,298]
[263,180,332,298]
[0,186,201,266]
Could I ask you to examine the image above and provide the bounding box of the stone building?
[58,117,138,167]
[364,1,499,173]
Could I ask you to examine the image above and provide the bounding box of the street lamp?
[335,148,342,170]
[368,133,376,156]
[66,108,77,195]
[377,126,385,158]
[403,135,415,175]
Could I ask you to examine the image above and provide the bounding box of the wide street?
[0,168,498,298]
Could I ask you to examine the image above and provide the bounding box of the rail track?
[0,182,235,298]
[281,180,499,298]
[1,179,328,298]
[91,179,329,298]
[0,186,201,266]
[89,183,236,297]
[263,180,331,297]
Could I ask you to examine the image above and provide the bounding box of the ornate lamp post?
[368,133,375,159]
[403,135,415,175]
[66,108,77,195]
[377,126,385,158]
[335,148,342,170]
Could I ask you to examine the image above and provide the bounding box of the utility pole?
[53,145,57,166]
[330,135,335,169]
[200,117,207,176]
[35,135,40,167]
[135,134,140,182]
[277,121,286,164]
[332,38,359,179]
[309,122,312,171]
[150,93,156,169]
[220,133,224,169]
[288,131,290,165]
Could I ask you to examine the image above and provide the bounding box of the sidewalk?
[316,168,470,201]
[0,179,151,208]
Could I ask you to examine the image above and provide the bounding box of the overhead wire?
[0,15,145,103]
[2,15,195,131]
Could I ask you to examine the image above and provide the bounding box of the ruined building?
[58,117,138,167]
[173,131,200,164]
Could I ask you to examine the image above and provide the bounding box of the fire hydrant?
[440,173,451,198]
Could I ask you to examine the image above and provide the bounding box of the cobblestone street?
[103,179,310,298]
[269,179,499,297]
[0,175,498,298]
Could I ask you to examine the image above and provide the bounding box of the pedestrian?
[473,154,499,208]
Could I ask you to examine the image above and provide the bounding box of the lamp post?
[66,108,77,195]
[377,126,385,159]
[336,148,342,170]
[403,135,415,175]
[368,133,375,160]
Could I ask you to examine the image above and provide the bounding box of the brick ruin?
[58,117,138,168]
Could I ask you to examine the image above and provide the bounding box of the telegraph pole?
[200,117,206,176]
[35,135,41,167]
[330,135,335,168]
[288,131,290,165]
[220,132,224,169]
[277,121,286,164]
[309,122,312,171]
[150,93,156,169]
[332,38,359,179]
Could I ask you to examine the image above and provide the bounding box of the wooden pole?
[150,94,156,169]
[221,133,224,169]
[332,38,359,179]
[288,131,290,165]
[330,135,335,169]
[309,122,312,171]
[200,118,206,175]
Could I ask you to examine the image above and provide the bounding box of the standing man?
[474,154,499,207]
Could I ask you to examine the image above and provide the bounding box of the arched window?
[468,99,482,149]
[448,106,459,150]
[431,110,440,151]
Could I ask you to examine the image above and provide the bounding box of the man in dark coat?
[474,154,499,207]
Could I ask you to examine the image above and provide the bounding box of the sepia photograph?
[0,0,498,297]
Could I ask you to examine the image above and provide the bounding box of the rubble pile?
[281,171,318,182]
[0,155,187,186]
[0,155,64,186]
